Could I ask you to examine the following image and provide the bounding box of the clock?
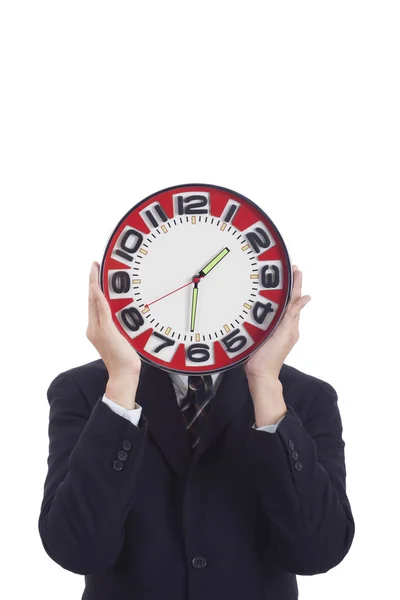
[99,183,293,375]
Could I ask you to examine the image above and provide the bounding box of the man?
[38,262,355,600]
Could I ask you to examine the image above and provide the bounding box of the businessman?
[38,262,355,599]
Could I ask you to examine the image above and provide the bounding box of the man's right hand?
[87,261,142,409]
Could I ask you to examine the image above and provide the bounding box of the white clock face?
[101,185,292,374]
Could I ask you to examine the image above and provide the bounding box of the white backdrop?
[1,2,398,599]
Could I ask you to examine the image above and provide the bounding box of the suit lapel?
[135,361,250,478]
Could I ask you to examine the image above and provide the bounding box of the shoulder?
[47,358,153,408]
[280,362,334,391]
[278,362,338,420]
[46,358,107,408]
[50,357,107,387]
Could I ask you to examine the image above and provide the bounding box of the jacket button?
[122,440,132,451]
[118,450,128,461]
[192,556,207,569]
[113,460,124,471]
[288,440,295,450]
[291,450,299,461]
[294,460,303,471]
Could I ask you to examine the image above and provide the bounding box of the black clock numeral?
[152,331,175,353]
[140,203,169,228]
[221,328,248,353]
[220,199,240,223]
[187,343,210,362]
[177,194,208,215]
[252,301,274,325]
[110,271,131,294]
[120,306,144,332]
[246,226,271,254]
[260,265,280,289]
[114,228,144,263]
[223,204,237,223]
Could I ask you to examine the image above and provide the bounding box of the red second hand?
[144,275,202,309]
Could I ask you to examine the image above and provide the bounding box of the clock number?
[114,228,144,263]
[221,199,240,223]
[177,194,208,215]
[120,306,144,332]
[110,271,131,294]
[187,343,210,362]
[139,202,168,229]
[260,264,280,288]
[252,301,274,325]
[221,328,248,353]
[246,227,272,254]
[152,331,175,353]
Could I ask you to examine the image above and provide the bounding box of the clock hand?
[144,279,193,309]
[145,248,230,321]
[189,248,230,331]
[197,247,230,278]
[190,279,200,333]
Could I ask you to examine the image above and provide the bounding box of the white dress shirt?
[102,370,285,433]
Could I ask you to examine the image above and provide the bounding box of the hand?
[244,265,311,381]
[86,261,142,380]
[198,247,230,277]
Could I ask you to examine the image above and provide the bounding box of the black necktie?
[181,375,214,450]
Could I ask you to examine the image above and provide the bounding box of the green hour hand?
[199,247,230,277]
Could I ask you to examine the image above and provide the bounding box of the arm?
[37,372,148,575]
[250,381,355,575]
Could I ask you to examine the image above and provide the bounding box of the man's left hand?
[243,265,311,427]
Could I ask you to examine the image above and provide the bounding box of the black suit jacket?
[38,359,355,600]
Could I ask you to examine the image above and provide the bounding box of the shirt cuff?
[252,414,286,433]
[102,394,142,427]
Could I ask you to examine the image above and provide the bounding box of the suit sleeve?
[249,381,355,575]
[38,371,148,575]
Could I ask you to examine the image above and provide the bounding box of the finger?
[95,286,112,325]
[88,263,100,328]
[290,294,312,317]
[288,266,302,306]
[297,294,311,311]
[284,293,311,319]
[89,264,112,326]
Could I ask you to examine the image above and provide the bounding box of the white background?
[1,2,399,598]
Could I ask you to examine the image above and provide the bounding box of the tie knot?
[188,375,205,393]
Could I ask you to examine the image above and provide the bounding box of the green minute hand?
[198,247,230,277]
[190,283,199,332]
